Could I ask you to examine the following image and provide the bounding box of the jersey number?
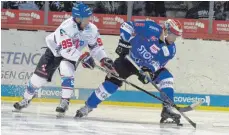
[61,39,72,49]
[97,38,103,46]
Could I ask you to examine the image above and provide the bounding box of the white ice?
[1,101,229,135]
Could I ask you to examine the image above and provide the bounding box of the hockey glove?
[80,52,95,70]
[115,39,131,57]
[100,57,119,78]
[138,67,154,84]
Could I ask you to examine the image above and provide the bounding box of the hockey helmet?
[72,3,92,19]
[164,19,182,36]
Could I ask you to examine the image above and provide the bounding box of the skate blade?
[56,112,65,118]
[160,119,183,126]
[74,116,81,119]
[160,120,183,127]
[74,114,84,119]
[12,109,21,112]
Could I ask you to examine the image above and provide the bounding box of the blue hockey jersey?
[120,20,176,73]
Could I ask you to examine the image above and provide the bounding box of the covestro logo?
[174,96,210,106]
[37,89,79,99]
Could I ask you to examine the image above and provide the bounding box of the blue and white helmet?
[72,3,92,19]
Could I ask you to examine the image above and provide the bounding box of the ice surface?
[1,101,229,135]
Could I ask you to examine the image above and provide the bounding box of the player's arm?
[148,20,165,42]
[84,28,118,76]
[88,32,107,62]
[115,21,135,57]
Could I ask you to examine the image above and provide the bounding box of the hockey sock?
[86,81,118,108]
[160,88,174,106]
[61,76,74,100]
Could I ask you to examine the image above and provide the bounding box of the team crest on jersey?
[150,44,160,54]
[75,39,84,48]
[60,29,66,36]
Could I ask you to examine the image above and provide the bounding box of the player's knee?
[59,60,75,77]
[26,74,47,94]
[155,68,173,82]
[158,77,174,90]
[158,77,174,101]
[30,74,48,88]
[105,76,123,87]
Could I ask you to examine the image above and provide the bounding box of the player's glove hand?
[115,38,131,57]
[100,57,118,78]
[138,67,154,84]
[80,52,95,70]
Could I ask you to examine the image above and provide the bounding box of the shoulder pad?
[147,21,162,33]
[85,23,98,33]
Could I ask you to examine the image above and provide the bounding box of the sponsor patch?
[150,44,160,54]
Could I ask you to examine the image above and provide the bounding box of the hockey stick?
[125,55,197,128]
[124,55,203,112]
[94,64,201,112]
[95,65,174,106]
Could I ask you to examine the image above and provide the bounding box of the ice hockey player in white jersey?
[13,3,117,116]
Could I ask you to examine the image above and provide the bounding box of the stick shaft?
[125,55,197,128]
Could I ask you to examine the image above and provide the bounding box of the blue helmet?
[72,3,92,19]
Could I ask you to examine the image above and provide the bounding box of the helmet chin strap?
[74,17,83,31]
[77,21,83,31]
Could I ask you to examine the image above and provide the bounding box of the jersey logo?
[97,38,103,46]
[137,45,154,60]
[150,44,160,54]
[150,36,158,41]
[149,26,159,32]
[60,29,66,36]
[75,39,84,48]
[121,22,134,35]
[135,23,145,27]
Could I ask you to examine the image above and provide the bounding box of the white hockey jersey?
[45,17,107,62]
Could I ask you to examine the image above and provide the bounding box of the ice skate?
[56,99,69,118]
[13,98,31,112]
[74,104,93,118]
[160,104,182,126]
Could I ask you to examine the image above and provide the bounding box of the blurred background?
[1,1,229,110]
[1,1,229,20]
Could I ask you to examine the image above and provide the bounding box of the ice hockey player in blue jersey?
[75,19,183,125]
